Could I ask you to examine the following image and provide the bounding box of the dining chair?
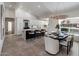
[59,35,73,55]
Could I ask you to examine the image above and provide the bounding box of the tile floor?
[1,34,79,56]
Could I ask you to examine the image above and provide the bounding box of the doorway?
[8,21,12,34]
[5,18,15,35]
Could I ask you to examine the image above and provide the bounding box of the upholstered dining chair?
[59,35,74,55]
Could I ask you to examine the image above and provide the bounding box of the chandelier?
[50,3,68,19]
[52,15,68,19]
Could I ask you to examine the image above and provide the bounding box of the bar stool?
[59,35,73,55]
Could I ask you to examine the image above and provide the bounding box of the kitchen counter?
[45,32,69,41]
[23,29,46,40]
[44,32,69,54]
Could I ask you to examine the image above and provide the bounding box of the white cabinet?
[44,36,59,54]
[59,19,79,41]
[74,35,79,41]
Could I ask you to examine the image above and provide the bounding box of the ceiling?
[4,2,79,19]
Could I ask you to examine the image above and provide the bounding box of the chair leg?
[59,45,62,50]
[67,45,71,55]
[67,46,69,55]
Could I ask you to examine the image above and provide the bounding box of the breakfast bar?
[44,32,73,55]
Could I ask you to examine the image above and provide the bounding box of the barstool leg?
[67,46,69,55]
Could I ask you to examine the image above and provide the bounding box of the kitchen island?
[44,32,71,55]
[23,29,46,40]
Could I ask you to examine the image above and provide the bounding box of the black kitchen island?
[23,29,46,39]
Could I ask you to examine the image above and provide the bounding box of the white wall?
[5,8,15,18]
[4,7,49,35]
[15,8,48,35]
[15,8,35,34]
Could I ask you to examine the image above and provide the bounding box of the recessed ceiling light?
[37,5,41,8]
[9,5,12,7]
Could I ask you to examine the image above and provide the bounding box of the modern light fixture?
[53,15,68,19]
[50,3,68,20]
[67,17,79,19]
[9,4,12,8]
[37,5,41,8]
